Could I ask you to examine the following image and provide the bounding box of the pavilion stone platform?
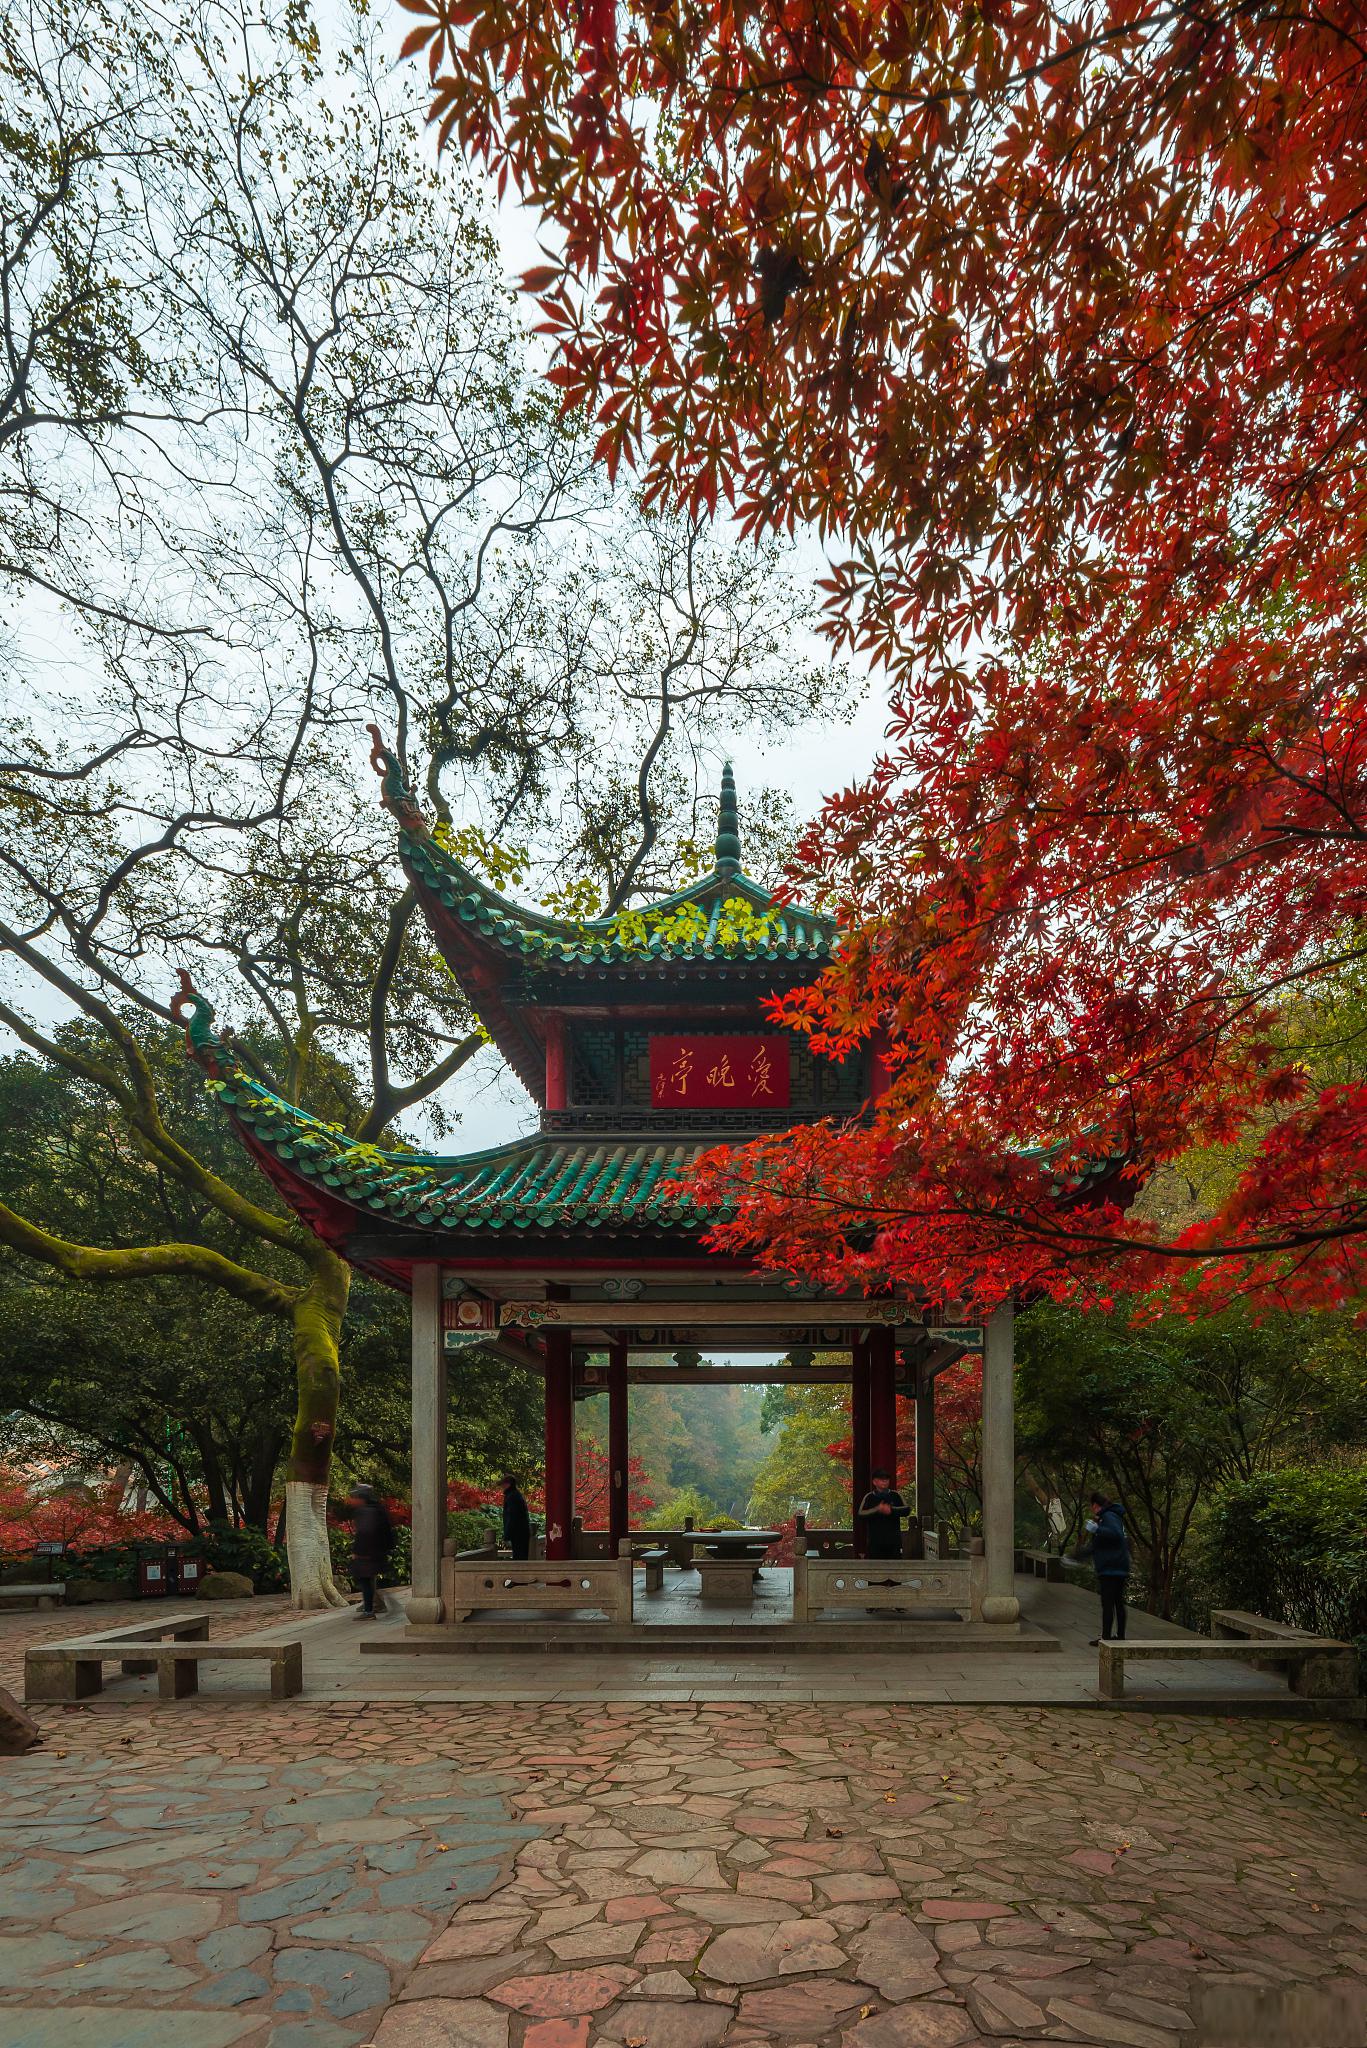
[135,1574,1357,1715]
[189,751,1132,1655]
[368,1523,1064,1654]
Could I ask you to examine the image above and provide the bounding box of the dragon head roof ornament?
[366,725,428,836]
[171,968,232,1078]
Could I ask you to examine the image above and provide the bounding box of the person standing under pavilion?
[501,1474,532,1560]
[858,1467,909,1558]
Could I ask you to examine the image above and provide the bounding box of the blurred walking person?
[347,1483,395,1618]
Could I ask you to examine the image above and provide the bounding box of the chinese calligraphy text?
[649,1035,790,1109]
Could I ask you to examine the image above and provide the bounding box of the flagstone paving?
[3,1696,1365,2047]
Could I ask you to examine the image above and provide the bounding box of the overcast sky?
[385,4,896,1149]
[3,0,898,1163]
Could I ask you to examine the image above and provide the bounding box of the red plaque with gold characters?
[649,1034,790,1109]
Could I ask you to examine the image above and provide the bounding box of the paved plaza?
[3,1589,1366,2048]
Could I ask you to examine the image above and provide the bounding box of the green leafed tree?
[1016,1300,1364,1616]
[0,0,847,1603]
[749,1384,850,1529]
[0,1037,544,1529]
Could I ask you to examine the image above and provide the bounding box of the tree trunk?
[190,1425,230,1525]
[242,1427,285,1532]
[284,1255,351,1609]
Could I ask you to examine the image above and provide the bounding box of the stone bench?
[631,1528,698,1570]
[1014,1548,1066,1582]
[0,1582,65,1610]
[636,1547,669,1595]
[24,1613,303,1703]
[1211,1607,1334,1645]
[1097,1634,1357,1702]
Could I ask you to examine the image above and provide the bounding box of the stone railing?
[921,1522,964,1562]
[567,1520,700,1565]
[447,1527,546,1562]
[441,1555,632,1624]
[796,1523,856,1558]
[792,1548,985,1624]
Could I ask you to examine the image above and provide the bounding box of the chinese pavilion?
[194,741,1023,1632]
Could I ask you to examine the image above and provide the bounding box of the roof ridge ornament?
[171,968,230,1078]
[715,760,742,878]
[366,725,428,837]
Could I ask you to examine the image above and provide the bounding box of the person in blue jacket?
[1075,1492,1131,1645]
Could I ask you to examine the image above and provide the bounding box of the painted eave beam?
[498,1299,921,1330]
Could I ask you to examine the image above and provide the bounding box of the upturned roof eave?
[402,831,836,962]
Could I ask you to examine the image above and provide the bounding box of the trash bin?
[137,1549,171,1597]
[176,1551,206,1593]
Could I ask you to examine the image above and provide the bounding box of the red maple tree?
[444,1460,655,1527]
[401,0,1367,1309]
[0,1468,181,1556]
[573,1443,656,1526]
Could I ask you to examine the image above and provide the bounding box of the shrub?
[652,1484,725,1529]
[54,1544,139,1584]
[1198,1461,1367,1646]
[384,1525,412,1585]
[447,1507,501,1553]
[328,1520,355,1590]
[195,1520,288,1593]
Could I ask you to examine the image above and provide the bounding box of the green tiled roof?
[403,829,833,968]
[215,1066,717,1235]
[365,739,835,971]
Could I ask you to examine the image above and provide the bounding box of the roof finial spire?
[715,760,742,878]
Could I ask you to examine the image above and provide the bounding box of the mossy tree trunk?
[283,1252,353,1610]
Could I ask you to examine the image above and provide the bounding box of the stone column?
[915,1368,935,1526]
[608,1338,629,1554]
[544,1327,574,1560]
[981,1299,1020,1623]
[408,1262,447,1625]
[850,1337,871,1555]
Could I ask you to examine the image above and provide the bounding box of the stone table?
[683,1532,778,1605]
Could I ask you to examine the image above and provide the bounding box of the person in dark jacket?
[1075,1492,1131,1644]
[501,1475,531,1561]
[857,1468,909,1559]
[347,1484,395,1618]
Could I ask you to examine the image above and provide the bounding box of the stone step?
[361,1621,1061,1657]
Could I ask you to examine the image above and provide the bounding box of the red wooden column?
[608,1338,630,1554]
[543,1326,574,1559]
[868,1324,898,1488]
[850,1336,871,1556]
[544,1014,568,1111]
